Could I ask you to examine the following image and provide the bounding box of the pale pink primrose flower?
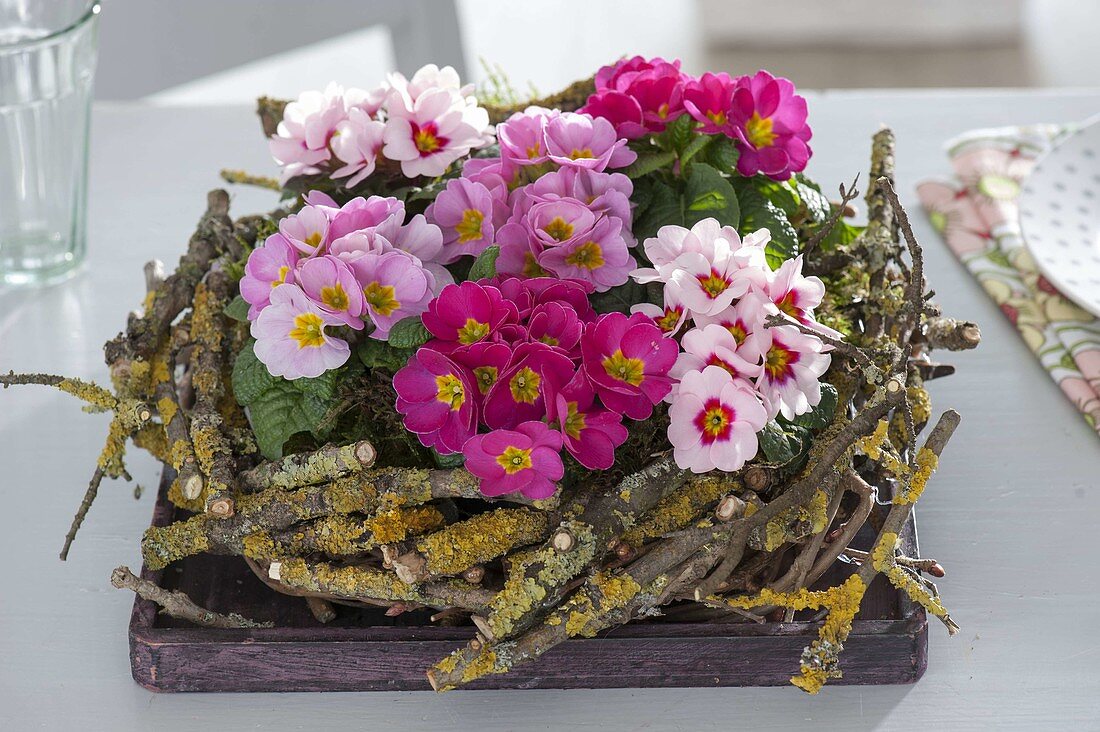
[269,83,361,184]
[764,254,825,324]
[349,250,436,340]
[296,255,366,329]
[745,323,831,421]
[251,284,351,379]
[330,108,386,187]
[387,64,473,104]
[543,112,637,171]
[383,86,490,178]
[664,240,763,316]
[240,233,300,319]
[692,290,773,345]
[279,205,331,257]
[670,323,763,384]
[667,365,768,473]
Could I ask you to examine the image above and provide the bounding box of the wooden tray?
[128,471,927,692]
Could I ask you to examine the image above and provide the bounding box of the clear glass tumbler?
[0,1,99,286]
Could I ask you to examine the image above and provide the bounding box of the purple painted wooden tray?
[128,471,927,692]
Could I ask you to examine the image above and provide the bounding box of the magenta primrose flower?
[296,254,366,329]
[482,342,575,430]
[251,284,351,380]
[581,56,688,139]
[421,281,518,347]
[581,312,678,420]
[668,365,768,473]
[240,233,300,319]
[462,421,564,500]
[730,70,812,180]
[425,177,508,264]
[527,301,584,354]
[548,369,629,470]
[393,347,478,454]
[682,72,737,136]
[450,341,513,403]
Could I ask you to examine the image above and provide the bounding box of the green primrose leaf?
[387,316,433,349]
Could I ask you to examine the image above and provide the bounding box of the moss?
[416,508,550,576]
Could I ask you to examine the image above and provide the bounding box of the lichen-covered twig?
[391,507,553,584]
[239,440,377,492]
[103,190,235,367]
[921,317,982,351]
[219,169,282,191]
[269,558,495,613]
[111,566,271,629]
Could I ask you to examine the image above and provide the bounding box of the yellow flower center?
[522,252,548,278]
[656,307,682,333]
[602,349,646,387]
[564,241,605,271]
[288,312,326,349]
[509,366,541,404]
[697,402,732,441]
[304,231,323,250]
[271,265,291,288]
[457,318,490,344]
[434,373,466,411]
[727,322,747,345]
[496,445,533,474]
[775,292,800,319]
[706,354,739,378]
[472,365,499,395]
[543,216,574,242]
[765,344,794,379]
[745,111,777,148]
[455,208,485,243]
[414,127,441,154]
[569,147,594,160]
[526,143,543,159]
[364,282,400,317]
[697,269,730,299]
[320,282,349,311]
[706,110,727,126]
[563,401,586,440]
[539,335,559,346]
[657,103,670,120]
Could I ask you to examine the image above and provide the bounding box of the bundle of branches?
[1,74,979,694]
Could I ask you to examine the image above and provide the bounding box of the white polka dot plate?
[1019,119,1100,317]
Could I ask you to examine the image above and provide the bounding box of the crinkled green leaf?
[788,383,839,430]
[591,279,658,315]
[231,342,279,406]
[467,245,500,281]
[223,295,251,323]
[431,448,466,469]
[702,135,740,173]
[679,134,714,167]
[793,177,831,224]
[660,114,696,153]
[758,421,797,464]
[387,316,432,349]
[683,163,740,229]
[622,149,677,179]
[632,179,682,241]
[736,184,797,268]
[357,338,417,371]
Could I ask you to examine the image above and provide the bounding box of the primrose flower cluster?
[241,192,453,378]
[425,107,639,290]
[392,278,676,499]
[630,218,833,473]
[580,56,812,180]
[270,64,492,185]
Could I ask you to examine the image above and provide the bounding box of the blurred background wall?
[91,0,1100,103]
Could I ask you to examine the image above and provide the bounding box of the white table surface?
[1,90,1099,731]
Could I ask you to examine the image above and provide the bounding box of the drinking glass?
[0,1,99,286]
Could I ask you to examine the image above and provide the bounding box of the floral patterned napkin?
[917,124,1100,435]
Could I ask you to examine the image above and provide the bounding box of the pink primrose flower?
[668,365,768,473]
[296,254,366,329]
[251,284,351,379]
[240,233,300,319]
[547,368,629,470]
[348,250,436,340]
[580,312,678,420]
[482,342,575,430]
[730,70,812,180]
[393,347,478,454]
[462,421,564,500]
